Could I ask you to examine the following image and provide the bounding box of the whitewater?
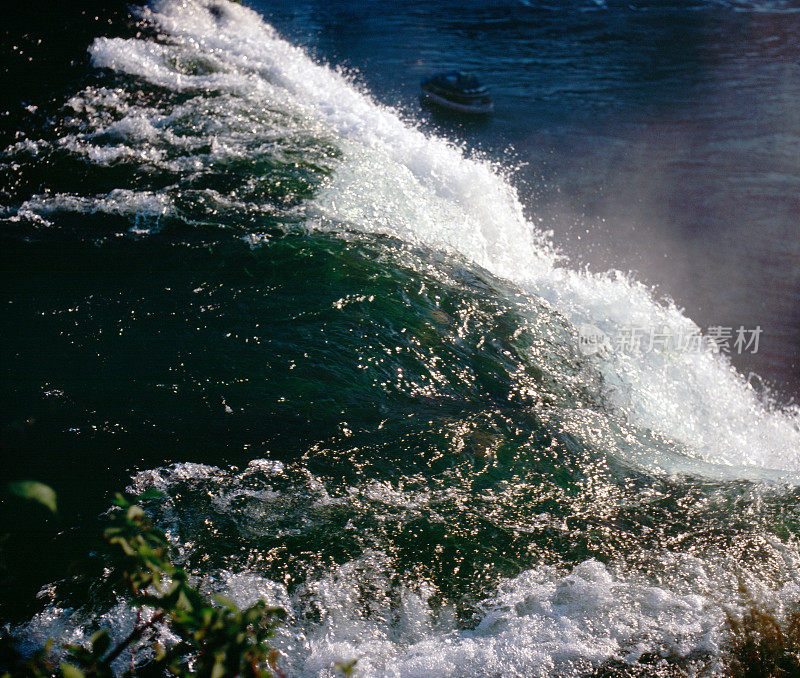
[60,0,800,477]
[9,0,800,676]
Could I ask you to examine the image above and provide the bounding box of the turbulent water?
[3,0,800,676]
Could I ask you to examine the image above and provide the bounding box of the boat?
[420,71,494,115]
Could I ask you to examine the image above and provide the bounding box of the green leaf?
[7,480,57,513]
[111,493,131,508]
[126,505,145,521]
[334,659,358,677]
[60,663,85,678]
[211,654,227,678]
[213,594,238,611]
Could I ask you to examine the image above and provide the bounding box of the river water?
[2,1,800,676]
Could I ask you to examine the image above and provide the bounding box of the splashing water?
[5,1,800,676]
[71,0,800,476]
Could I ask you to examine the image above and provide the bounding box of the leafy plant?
[5,482,58,515]
[723,595,800,678]
[2,490,287,678]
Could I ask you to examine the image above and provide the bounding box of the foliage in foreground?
[723,596,800,678]
[1,490,289,678]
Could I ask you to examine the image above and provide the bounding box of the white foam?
[59,82,320,173]
[128,461,221,494]
[230,552,791,677]
[16,553,750,677]
[17,189,173,231]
